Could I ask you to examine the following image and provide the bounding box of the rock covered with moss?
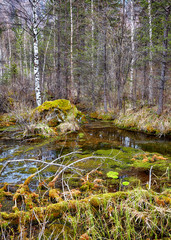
[31,99,85,134]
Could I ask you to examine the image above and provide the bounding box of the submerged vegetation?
[0,145,170,239]
[0,100,170,239]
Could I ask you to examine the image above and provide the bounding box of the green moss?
[78,132,85,138]
[95,147,142,169]
[131,152,171,171]
[35,99,72,113]
[28,167,37,174]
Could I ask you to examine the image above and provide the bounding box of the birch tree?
[32,0,41,106]
[0,0,47,106]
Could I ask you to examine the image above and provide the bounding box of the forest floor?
[0,162,170,240]
[0,101,171,239]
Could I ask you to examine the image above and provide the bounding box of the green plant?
[122,181,130,186]
[107,171,119,179]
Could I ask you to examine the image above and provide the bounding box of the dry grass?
[114,106,171,136]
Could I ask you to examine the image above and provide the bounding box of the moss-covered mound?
[0,183,170,239]
[30,99,85,135]
[32,99,80,125]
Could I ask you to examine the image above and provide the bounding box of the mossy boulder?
[31,99,85,134]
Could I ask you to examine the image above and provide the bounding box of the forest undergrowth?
[0,151,170,240]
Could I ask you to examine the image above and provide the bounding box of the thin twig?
[50,155,119,184]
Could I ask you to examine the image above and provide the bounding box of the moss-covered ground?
[0,146,170,239]
[0,102,171,239]
[0,172,170,239]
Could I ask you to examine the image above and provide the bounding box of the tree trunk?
[42,29,53,99]
[23,30,28,79]
[0,44,3,79]
[142,49,147,105]
[64,1,69,99]
[91,0,95,110]
[130,0,135,108]
[70,0,74,101]
[57,0,61,99]
[103,25,108,113]
[29,39,32,83]
[148,0,154,105]
[33,0,41,106]
[157,6,170,115]
[19,44,23,82]
[7,28,11,70]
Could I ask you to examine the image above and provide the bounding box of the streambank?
[89,106,171,137]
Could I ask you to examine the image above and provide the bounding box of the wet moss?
[35,99,73,113]
[49,189,62,202]
[28,167,37,174]
[131,152,171,171]
[89,112,114,121]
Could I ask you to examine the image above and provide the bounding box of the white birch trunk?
[70,0,74,100]
[33,0,41,106]
[148,0,153,105]
[130,0,135,107]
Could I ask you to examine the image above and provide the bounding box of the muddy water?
[0,121,170,183]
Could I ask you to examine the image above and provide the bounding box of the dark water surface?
[0,121,170,183]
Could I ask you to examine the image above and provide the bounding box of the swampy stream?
[0,121,171,185]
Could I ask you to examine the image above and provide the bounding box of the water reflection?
[0,121,170,183]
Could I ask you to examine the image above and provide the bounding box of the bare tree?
[148,0,153,105]
[157,5,170,115]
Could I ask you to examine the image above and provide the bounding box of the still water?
[0,121,170,183]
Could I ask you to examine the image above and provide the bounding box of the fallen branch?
[0,151,81,175]
[49,155,120,185]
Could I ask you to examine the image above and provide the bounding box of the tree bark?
[103,24,108,113]
[157,6,170,115]
[148,0,154,105]
[91,0,95,110]
[130,0,135,108]
[70,0,74,101]
[64,1,69,99]
[33,0,41,106]
[57,0,61,99]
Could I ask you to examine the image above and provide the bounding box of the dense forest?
[0,0,170,114]
[0,1,170,239]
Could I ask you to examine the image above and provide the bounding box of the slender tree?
[157,4,170,114]
[148,0,153,105]
[33,0,41,106]
[70,0,74,101]
[130,0,135,108]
